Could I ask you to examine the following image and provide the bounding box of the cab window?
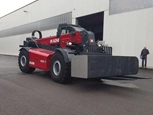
[67,27,75,33]
[61,27,75,34]
[61,28,67,34]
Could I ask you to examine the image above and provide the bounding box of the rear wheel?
[18,50,35,73]
[50,52,71,83]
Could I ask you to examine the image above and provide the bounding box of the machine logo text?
[50,38,59,43]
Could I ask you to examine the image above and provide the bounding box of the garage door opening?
[76,12,104,41]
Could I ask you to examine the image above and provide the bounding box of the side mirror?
[71,31,76,36]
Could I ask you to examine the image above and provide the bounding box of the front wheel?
[18,50,35,73]
[50,52,71,83]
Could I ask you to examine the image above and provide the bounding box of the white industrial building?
[0,0,153,68]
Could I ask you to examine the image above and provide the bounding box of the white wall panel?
[73,0,109,18]
[104,8,153,68]
[0,29,58,56]
[0,36,20,55]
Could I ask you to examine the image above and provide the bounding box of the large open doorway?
[76,12,104,41]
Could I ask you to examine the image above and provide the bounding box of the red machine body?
[29,48,54,71]
[28,31,82,71]
[36,31,82,48]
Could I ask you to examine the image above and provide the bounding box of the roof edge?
[0,0,38,19]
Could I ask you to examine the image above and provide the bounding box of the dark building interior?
[77,12,104,41]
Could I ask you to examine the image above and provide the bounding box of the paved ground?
[0,55,153,115]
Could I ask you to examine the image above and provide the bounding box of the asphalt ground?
[0,55,153,115]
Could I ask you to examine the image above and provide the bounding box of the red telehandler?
[18,23,138,83]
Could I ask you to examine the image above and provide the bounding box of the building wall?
[0,0,108,55]
[0,0,73,55]
[73,0,109,18]
[0,0,153,67]
[104,7,153,68]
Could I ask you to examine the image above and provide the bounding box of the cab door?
[59,27,74,48]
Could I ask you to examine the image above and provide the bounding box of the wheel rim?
[53,60,61,76]
[20,55,27,67]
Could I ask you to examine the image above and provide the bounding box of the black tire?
[50,52,71,83]
[18,50,35,73]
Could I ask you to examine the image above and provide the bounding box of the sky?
[0,0,35,17]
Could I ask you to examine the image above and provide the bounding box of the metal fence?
[88,45,112,55]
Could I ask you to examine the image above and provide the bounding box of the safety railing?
[88,45,112,55]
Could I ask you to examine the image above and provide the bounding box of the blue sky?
[0,0,34,17]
